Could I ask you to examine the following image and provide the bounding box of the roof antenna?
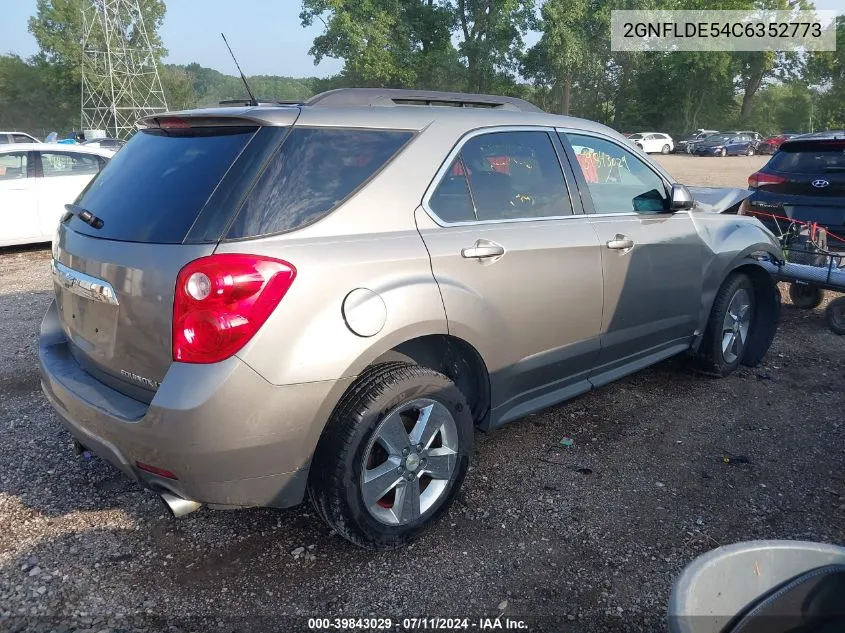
[221,33,258,107]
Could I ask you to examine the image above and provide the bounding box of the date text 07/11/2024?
[307,617,531,631]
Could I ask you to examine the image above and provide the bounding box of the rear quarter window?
[226,128,414,239]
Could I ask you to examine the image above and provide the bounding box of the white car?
[0,131,41,145]
[628,132,674,154]
[0,143,114,247]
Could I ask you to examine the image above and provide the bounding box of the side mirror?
[670,184,695,211]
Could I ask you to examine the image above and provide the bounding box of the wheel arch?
[367,334,492,427]
[692,258,780,367]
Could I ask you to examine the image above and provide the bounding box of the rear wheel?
[308,362,473,549]
[661,144,670,154]
[825,297,845,335]
[788,283,824,310]
[694,273,755,376]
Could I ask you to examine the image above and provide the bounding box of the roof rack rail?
[218,98,302,107]
[304,88,543,113]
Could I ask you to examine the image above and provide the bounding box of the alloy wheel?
[721,288,752,363]
[361,398,459,526]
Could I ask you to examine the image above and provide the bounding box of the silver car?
[39,89,782,549]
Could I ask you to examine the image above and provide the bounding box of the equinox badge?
[120,370,160,389]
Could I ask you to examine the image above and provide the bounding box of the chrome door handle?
[461,240,505,259]
[606,236,634,250]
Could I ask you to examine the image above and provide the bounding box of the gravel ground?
[1,156,844,633]
[655,154,769,189]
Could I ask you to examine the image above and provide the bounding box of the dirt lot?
[657,154,769,188]
[1,155,843,633]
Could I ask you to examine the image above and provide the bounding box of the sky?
[0,0,344,78]
[0,1,842,79]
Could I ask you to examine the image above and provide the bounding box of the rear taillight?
[748,171,787,188]
[173,254,296,364]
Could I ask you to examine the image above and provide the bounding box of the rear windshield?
[69,127,257,243]
[768,143,845,174]
[225,127,414,239]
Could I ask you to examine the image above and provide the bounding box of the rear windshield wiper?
[64,203,104,229]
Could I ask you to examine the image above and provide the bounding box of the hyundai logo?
[811,179,830,188]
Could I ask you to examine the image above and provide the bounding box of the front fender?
[692,214,783,337]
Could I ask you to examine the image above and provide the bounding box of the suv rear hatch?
[52,110,297,403]
[749,138,845,242]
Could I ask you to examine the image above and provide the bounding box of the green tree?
[0,54,78,134]
[455,0,536,93]
[28,0,167,80]
[807,15,845,129]
[302,0,429,86]
[522,0,588,114]
[160,65,197,110]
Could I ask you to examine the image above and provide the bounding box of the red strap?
[743,209,845,244]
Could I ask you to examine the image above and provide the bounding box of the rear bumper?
[39,300,351,509]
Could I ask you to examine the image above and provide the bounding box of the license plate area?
[58,288,118,358]
[52,260,120,360]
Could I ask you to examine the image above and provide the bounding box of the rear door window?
[226,128,414,239]
[70,127,258,243]
[458,131,572,221]
[40,152,101,177]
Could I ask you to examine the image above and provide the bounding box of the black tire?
[746,147,755,156]
[661,144,670,154]
[308,362,473,549]
[694,273,756,376]
[788,283,824,309]
[825,297,845,335]
[720,148,727,157]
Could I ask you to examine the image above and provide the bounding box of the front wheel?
[788,283,824,309]
[308,362,473,549]
[694,273,756,376]
[746,147,755,156]
[720,148,727,157]
[825,297,845,335]
[661,144,670,154]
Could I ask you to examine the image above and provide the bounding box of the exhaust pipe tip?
[158,490,202,518]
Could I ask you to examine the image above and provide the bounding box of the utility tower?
[81,0,168,139]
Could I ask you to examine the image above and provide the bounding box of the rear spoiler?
[137,108,300,130]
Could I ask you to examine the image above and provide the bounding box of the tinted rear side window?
[768,144,845,173]
[226,128,414,239]
[70,127,257,243]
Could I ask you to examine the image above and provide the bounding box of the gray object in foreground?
[39,88,783,548]
[668,540,845,633]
